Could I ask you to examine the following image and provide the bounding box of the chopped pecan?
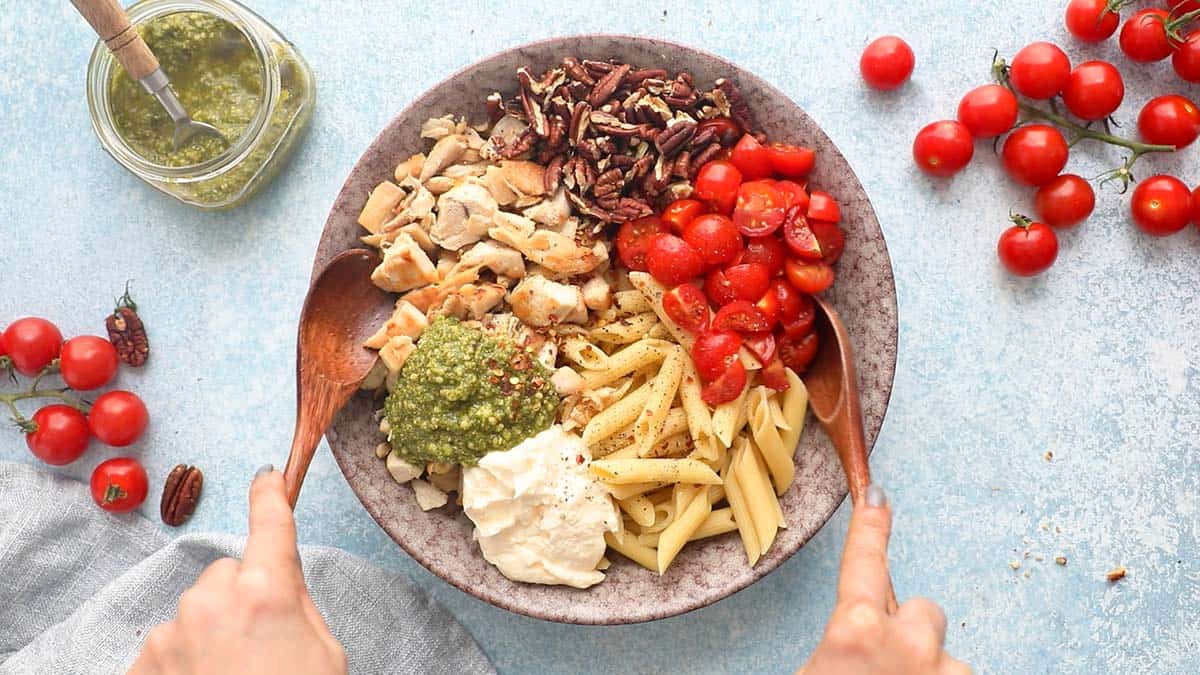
[562,57,595,85]
[543,154,565,193]
[496,128,537,159]
[689,142,724,177]
[587,63,631,107]
[518,71,548,137]
[161,464,203,527]
[654,119,697,158]
[715,78,754,133]
[569,102,591,146]
[672,150,691,178]
[627,154,653,182]
[593,168,624,198]
[582,59,615,77]
[628,68,669,85]
[485,92,504,123]
[691,126,717,148]
[613,198,653,222]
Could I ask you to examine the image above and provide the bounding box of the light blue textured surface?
[2,1,1198,673]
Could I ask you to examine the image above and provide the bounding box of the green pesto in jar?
[385,317,559,466]
[109,12,262,167]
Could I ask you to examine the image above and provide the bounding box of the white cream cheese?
[462,425,619,589]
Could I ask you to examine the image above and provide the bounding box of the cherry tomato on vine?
[26,405,90,466]
[1174,32,1200,83]
[1001,124,1069,187]
[784,259,835,294]
[1137,95,1200,149]
[0,318,63,377]
[59,336,119,391]
[997,218,1059,277]
[859,36,915,90]
[712,301,771,334]
[1065,0,1121,43]
[683,213,742,267]
[729,134,774,179]
[721,263,772,302]
[1009,42,1071,100]
[701,360,747,405]
[732,180,787,236]
[696,117,742,146]
[692,331,742,382]
[88,390,149,448]
[807,191,841,223]
[694,160,743,214]
[1034,174,1095,228]
[662,284,710,334]
[773,180,810,211]
[767,144,815,178]
[1119,9,1172,63]
[778,332,820,374]
[661,199,707,234]
[615,215,666,271]
[1130,175,1193,236]
[912,120,974,177]
[957,84,1019,138]
[1062,61,1124,121]
[90,457,149,514]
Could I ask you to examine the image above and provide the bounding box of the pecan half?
[715,78,754,133]
[587,63,631,107]
[106,286,149,367]
[655,119,697,158]
[593,168,624,198]
[562,57,595,85]
[161,464,203,527]
[543,154,565,193]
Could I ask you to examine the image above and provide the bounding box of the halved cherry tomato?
[781,207,824,260]
[740,236,787,276]
[694,160,743,214]
[703,268,739,306]
[807,191,841,223]
[615,216,666,272]
[730,134,774,179]
[781,291,816,337]
[755,291,780,327]
[779,332,820,373]
[661,199,707,234]
[645,234,705,286]
[785,259,836,294]
[760,357,791,391]
[744,332,777,364]
[773,180,810,211]
[683,214,742,267]
[732,180,787,236]
[692,331,743,381]
[662,284,710,334]
[721,263,771,302]
[701,360,747,405]
[767,143,816,178]
[713,301,771,333]
[810,220,846,264]
[697,117,742,145]
[769,279,807,323]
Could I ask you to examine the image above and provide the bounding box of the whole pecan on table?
[106,283,150,367]
[161,464,203,527]
[485,57,754,224]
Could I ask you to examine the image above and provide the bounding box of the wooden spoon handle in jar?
[70,0,160,80]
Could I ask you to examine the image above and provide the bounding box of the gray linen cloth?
[0,461,495,675]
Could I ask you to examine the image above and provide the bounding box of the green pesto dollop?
[386,317,558,466]
[108,11,262,167]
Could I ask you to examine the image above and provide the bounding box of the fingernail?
[865,483,887,508]
[255,464,275,479]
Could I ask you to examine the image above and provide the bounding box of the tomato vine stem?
[0,364,90,428]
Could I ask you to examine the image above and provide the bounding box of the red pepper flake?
[576,454,585,464]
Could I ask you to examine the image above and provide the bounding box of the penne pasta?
[643,503,676,534]
[604,481,664,500]
[736,441,779,555]
[678,358,717,454]
[711,384,751,447]
[722,447,760,566]
[618,494,656,528]
[590,458,723,485]
[582,339,671,390]
[613,289,654,315]
[691,507,738,540]
[634,345,685,456]
[657,485,711,572]
[778,368,810,453]
[560,334,611,370]
[590,312,659,345]
[582,383,652,447]
[748,386,796,495]
[605,531,658,571]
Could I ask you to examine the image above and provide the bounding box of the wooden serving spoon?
[283,249,394,508]
[802,294,899,612]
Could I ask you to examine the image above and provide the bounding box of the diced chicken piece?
[480,165,520,206]
[401,262,482,314]
[463,127,486,150]
[420,134,468,182]
[482,115,531,161]
[442,162,489,180]
[489,216,602,278]
[412,479,449,511]
[358,181,404,234]
[431,183,498,250]
[436,250,459,279]
[371,233,438,293]
[386,453,423,484]
[581,275,613,311]
[509,275,588,327]
[426,465,460,493]
[397,222,435,252]
[378,335,416,373]
[522,188,571,227]
[393,153,425,183]
[551,366,585,396]
[458,283,506,318]
[499,160,546,198]
[458,240,525,279]
[420,115,457,140]
[425,176,456,195]
[364,300,429,349]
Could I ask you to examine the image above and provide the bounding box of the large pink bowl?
[310,35,897,624]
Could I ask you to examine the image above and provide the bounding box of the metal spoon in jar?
[72,0,226,151]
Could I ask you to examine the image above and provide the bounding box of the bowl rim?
[313,33,899,624]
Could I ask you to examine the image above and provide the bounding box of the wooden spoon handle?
[283,376,351,509]
[71,0,159,80]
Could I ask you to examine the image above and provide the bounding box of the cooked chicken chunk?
[420,134,469,182]
[458,240,525,279]
[509,275,587,327]
[522,188,571,227]
[378,335,416,372]
[364,300,430,349]
[439,283,507,320]
[581,275,613,311]
[371,233,438,293]
[431,183,498,250]
[498,160,546,198]
[489,215,603,278]
[358,181,404,234]
[393,153,425,183]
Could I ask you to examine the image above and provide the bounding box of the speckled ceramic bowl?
[311,36,898,625]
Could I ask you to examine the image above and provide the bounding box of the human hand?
[799,485,970,675]
[129,466,347,675]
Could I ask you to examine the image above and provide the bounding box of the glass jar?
[85,0,314,210]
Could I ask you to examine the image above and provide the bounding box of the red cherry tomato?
[0,318,62,377]
[810,220,846,264]
[692,331,743,382]
[694,160,743,214]
[782,306,817,339]
[88,390,149,448]
[781,207,824,260]
[90,457,149,514]
[59,336,120,391]
[767,144,815,178]
[956,84,1019,138]
[1137,95,1200,149]
[778,332,820,374]
[729,134,774,179]
[769,279,809,324]
[1065,0,1121,42]
[1034,174,1095,228]
[762,359,791,392]
[997,219,1059,276]
[1173,32,1200,83]
[1009,42,1071,100]
[740,236,788,277]
[732,180,787,236]
[26,405,90,466]
[701,360,748,405]
[1062,60,1124,121]
[1119,9,1172,63]
[697,117,742,146]
[615,216,666,272]
[1130,175,1193,236]
[683,214,743,268]
[662,284,710,334]
[755,292,780,327]
[712,301,771,334]
[784,260,836,294]
[1193,184,1200,227]
[1169,0,1200,13]
[912,120,974,177]
[646,234,705,286]
[661,199,707,234]
[1001,124,1069,187]
[743,333,777,364]
[773,180,810,211]
[703,268,739,306]
[807,191,841,224]
[859,36,915,90]
[721,263,772,302]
